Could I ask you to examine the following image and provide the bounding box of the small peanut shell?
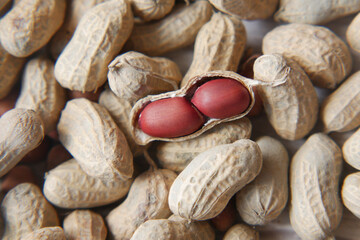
[223,224,259,240]
[125,0,213,56]
[108,51,182,104]
[253,54,318,140]
[181,12,246,87]
[343,128,360,170]
[168,139,262,220]
[43,159,132,208]
[208,0,278,20]
[236,136,289,225]
[321,71,360,133]
[106,168,177,240]
[15,57,66,134]
[156,118,252,172]
[0,109,44,177]
[290,133,343,240]
[21,227,65,240]
[54,0,134,91]
[1,183,59,240]
[58,98,133,181]
[275,0,360,24]
[341,172,360,219]
[63,210,107,240]
[347,13,360,53]
[0,0,66,57]
[131,0,175,21]
[263,23,352,89]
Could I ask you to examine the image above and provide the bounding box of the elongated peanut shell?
[0,109,44,177]
[275,0,360,24]
[236,136,289,225]
[169,139,262,220]
[0,0,65,57]
[321,71,360,133]
[342,172,360,219]
[57,98,133,181]
[21,227,65,240]
[347,13,360,53]
[181,12,246,87]
[253,54,318,140]
[126,0,213,56]
[15,57,66,134]
[263,23,352,89]
[43,159,132,208]
[208,0,278,20]
[0,45,25,99]
[106,168,176,240]
[1,183,59,240]
[63,210,107,240]
[108,51,182,103]
[131,0,175,21]
[343,128,360,170]
[290,133,343,240]
[156,118,252,172]
[223,224,259,240]
[54,0,134,91]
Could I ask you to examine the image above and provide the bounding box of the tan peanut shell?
[125,0,213,56]
[341,172,360,219]
[0,0,65,57]
[321,71,360,133]
[275,0,360,24]
[58,98,133,181]
[156,118,252,172]
[0,109,44,177]
[43,159,132,208]
[253,54,318,140]
[54,0,134,92]
[290,133,343,240]
[169,139,262,220]
[347,13,360,53]
[1,183,59,240]
[181,12,246,87]
[223,224,259,240]
[63,210,107,240]
[130,218,215,240]
[0,45,25,99]
[263,23,352,89]
[21,227,65,240]
[343,128,360,170]
[99,89,145,156]
[208,0,278,20]
[108,51,182,103]
[15,57,66,134]
[106,168,177,240]
[236,136,289,225]
[131,0,175,21]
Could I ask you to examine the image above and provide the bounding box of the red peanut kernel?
[191,78,251,119]
[139,97,205,138]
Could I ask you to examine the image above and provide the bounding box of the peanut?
[236,136,289,225]
[210,200,237,232]
[156,118,252,172]
[223,224,259,240]
[253,54,318,140]
[1,183,59,240]
[0,0,66,57]
[0,109,44,177]
[21,227,65,240]
[15,57,66,134]
[321,71,360,133]
[54,0,134,92]
[106,168,177,240]
[341,172,360,219]
[342,128,360,170]
[108,51,182,103]
[347,12,360,53]
[57,98,133,181]
[290,133,343,240]
[131,0,175,21]
[43,159,132,208]
[263,23,352,89]
[168,139,262,220]
[63,210,107,240]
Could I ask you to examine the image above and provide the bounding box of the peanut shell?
[21,227,65,240]
[347,12,360,53]
[341,172,360,219]
[131,0,175,21]
[223,224,259,240]
[342,128,360,170]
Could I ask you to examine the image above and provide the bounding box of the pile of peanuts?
[0,0,360,239]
